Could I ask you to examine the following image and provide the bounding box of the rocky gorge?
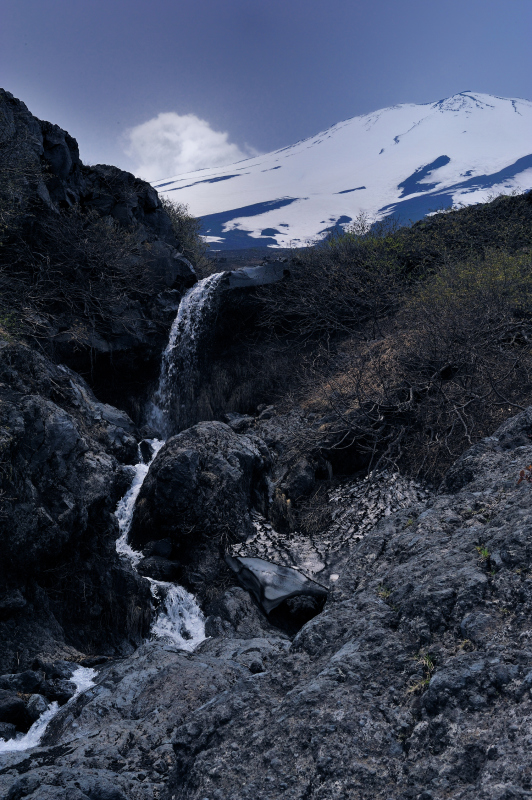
[1,89,532,800]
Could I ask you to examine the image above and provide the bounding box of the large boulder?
[129,422,271,597]
[223,262,289,290]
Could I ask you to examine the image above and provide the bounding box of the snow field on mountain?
[154,93,532,248]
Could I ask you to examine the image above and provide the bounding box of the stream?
[0,273,226,753]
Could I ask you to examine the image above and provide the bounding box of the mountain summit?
[153,92,532,249]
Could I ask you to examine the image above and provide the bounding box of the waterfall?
[1,272,225,751]
[115,275,229,647]
[0,666,97,754]
[146,271,226,438]
[115,441,206,650]
[115,438,165,567]
[116,276,233,646]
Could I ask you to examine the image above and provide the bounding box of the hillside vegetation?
[2,90,532,488]
[234,191,532,485]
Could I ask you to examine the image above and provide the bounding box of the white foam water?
[0,666,97,754]
[146,271,225,437]
[149,581,206,651]
[115,438,165,567]
[114,443,206,650]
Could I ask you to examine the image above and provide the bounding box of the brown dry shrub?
[0,204,155,342]
[160,198,210,272]
[295,249,532,483]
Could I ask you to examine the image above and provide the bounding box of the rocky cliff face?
[0,89,196,412]
[0,340,153,675]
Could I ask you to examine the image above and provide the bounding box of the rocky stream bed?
[3,340,532,799]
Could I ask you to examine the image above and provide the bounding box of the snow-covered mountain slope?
[153,92,532,249]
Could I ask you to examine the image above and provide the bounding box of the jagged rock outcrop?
[129,421,271,598]
[3,406,532,799]
[159,407,532,800]
[0,340,152,674]
[0,89,194,280]
[0,89,196,409]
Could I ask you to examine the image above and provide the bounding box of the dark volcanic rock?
[0,89,197,409]
[0,642,248,799]
[0,690,28,729]
[0,90,194,284]
[25,694,50,722]
[39,679,76,705]
[136,555,181,582]
[156,408,532,800]
[129,421,271,598]
[4,408,532,798]
[204,585,284,639]
[0,671,42,694]
[0,340,152,673]
[0,721,17,741]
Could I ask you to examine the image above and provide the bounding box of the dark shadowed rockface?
[0,88,197,412]
[3,407,532,799]
[0,340,152,674]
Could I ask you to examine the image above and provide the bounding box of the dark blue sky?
[2,0,531,178]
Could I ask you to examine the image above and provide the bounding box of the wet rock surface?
[0,340,152,675]
[3,408,532,798]
[129,421,271,599]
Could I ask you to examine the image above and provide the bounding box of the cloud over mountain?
[125,112,255,181]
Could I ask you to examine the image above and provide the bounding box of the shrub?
[160,198,209,272]
[258,214,410,341]
[0,132,40,247]
[300,247,532,482]
[0,203,155,343]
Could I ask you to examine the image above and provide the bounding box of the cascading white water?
[148,580,206,651]
[115,275,232,649]
[0,275,224,753]
[0,666,97,753]
[146,271,226,438]
[115,441,206,650]
[115,438,165,567]
[115,278,229,646]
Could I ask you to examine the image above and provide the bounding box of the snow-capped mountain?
[153,92,532,249]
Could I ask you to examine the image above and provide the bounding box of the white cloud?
[124,112,255,181]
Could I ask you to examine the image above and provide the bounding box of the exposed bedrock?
[0,89,197,411]
[0,341,152,674]
[223,261,289,290]
[4,407,532,798]
[161,406,532,800]
[129,421,271,599]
